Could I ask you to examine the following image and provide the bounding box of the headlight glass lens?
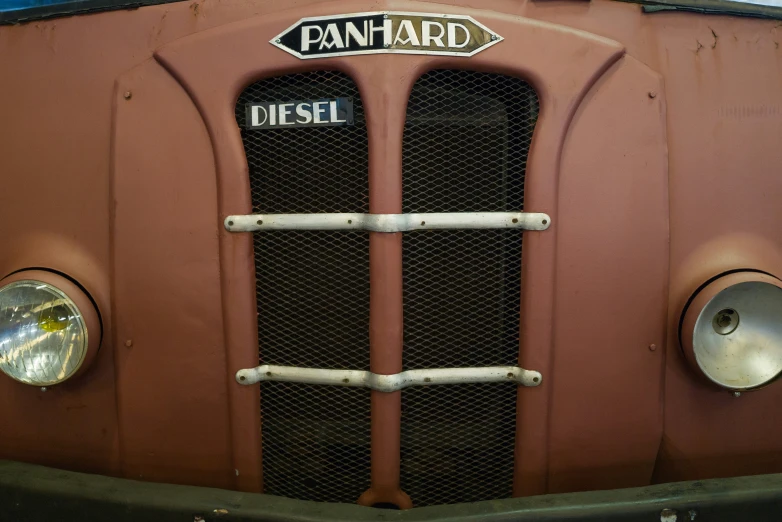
[0,280,87,385]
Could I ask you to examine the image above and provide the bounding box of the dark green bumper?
[2,460,782,521]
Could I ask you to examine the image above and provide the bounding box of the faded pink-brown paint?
[0,0,780,505]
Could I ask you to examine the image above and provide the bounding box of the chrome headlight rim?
[681,271,782,392]
[0,270,101,386]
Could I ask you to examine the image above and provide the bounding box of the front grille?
[236,71,370,503]
[400,70,539,506]
[236,68,539,507]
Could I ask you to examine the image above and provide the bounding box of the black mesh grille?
[258,383,371,503]
[401,384,518,505]
[400,70,539,506]
[236,71,369,214]
[236,71,370,503]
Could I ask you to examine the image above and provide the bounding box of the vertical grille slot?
[236,71,370,503]
[400,70,539,506]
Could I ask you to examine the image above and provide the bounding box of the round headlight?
[681,272,782,391]
[0,271,100,386]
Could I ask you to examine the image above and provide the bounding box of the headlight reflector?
[0,278,89,386]
[682,272,782,391]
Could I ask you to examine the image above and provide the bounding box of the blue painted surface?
[0,0,80,12]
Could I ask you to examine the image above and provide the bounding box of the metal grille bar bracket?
[225,212,551,233]
[236,365,542,390]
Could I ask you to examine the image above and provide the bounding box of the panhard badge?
[271,12,502,60]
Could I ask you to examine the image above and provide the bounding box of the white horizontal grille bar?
[235,365,542,391]
[224,212,551,233]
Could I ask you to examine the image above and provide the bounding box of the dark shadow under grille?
[260,383,371,503]
[400,384,518,505]
[401,70,539,507]
[236,71,370,503]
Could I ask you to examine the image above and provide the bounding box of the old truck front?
[1,0,782,520]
